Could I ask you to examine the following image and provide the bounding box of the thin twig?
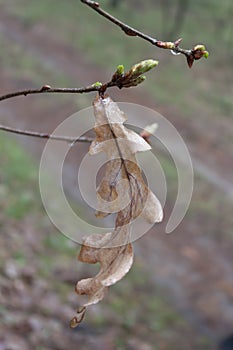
[0,125,93,143]
[80,0,191,57]
[0,85,100,103]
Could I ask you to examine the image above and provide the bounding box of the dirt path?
[0,9,233,347]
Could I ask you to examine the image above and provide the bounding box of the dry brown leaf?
[70,95,163,327]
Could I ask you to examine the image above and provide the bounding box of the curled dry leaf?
[70,95,163,327]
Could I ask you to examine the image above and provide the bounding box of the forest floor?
[0,3,233,350]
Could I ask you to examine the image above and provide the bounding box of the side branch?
[80,0,209,67]
[0,59,158,143]
[0,85,101,103]
[0,125,93,143]
[0,58,159,104]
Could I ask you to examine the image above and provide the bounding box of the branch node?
[81,0,99,8]
[40,84,52,91]
[122,27,137,36]
[99,83,108,98]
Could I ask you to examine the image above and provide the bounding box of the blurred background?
[0,0,233,349]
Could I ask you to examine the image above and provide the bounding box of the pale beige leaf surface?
[71,95,163,327]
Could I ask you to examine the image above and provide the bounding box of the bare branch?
[0,125,93,143]
[0,59,158,142]
[0,85,101,103]
[80,0,209,67]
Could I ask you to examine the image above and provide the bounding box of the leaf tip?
[70,306,86,328]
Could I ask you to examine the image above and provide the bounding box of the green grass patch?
[0,133,40,218]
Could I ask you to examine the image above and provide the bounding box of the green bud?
[123,75,146,88]
[164,42,175,49]
[133,75,146,86]
[193,44,206,51]
[92,81,102,88]
[203,51,209,58]
[192,44,209,61]
[130,59,159,78]
[116,65,124,75]
[157,41,175,49]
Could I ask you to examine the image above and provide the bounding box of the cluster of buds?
[92,45,209,95]
[156,39,209,68]
[111,59,159,89]
[187,44,209,68]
